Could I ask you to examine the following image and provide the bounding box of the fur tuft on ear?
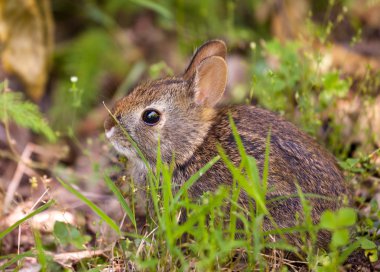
[183,40,227,80]
[194,56,227,107]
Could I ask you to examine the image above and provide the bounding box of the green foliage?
[99,0,259,49]
[252,40,351,135]
[320,208,357,251]
[106,0,173,20]
[0,85,56,142]
[53,221,91,250]
[317,208,360,270]
[357,237,379,263]
[136,0,172,18]
[319,208,357,230]
[339,148,380,174]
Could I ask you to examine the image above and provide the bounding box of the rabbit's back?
[174,105,347,245]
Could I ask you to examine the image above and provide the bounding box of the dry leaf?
[0,0,54,101]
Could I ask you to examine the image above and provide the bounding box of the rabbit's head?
[104,40,228,165]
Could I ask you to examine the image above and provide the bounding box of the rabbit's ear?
[183,40,226,80]
[193,56,227,107]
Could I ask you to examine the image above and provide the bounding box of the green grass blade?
[227,115,268,214]
[217,145,267,213]
[0,200,55,240]
[104,175,137,231]
[172,155,220,204]
[57,178,121,235]
[34,230,47,272]
[262,129,271,194]
[228,114,248,165]
[338,240,361,264]
[229,178,240,240]
[0,251,35,270]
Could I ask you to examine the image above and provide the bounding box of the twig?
[136,227,158,257]
[3,142,55,213]
[3,144,34,213]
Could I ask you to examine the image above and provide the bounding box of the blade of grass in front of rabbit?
[172,155,220,204]
[104,174,137,232]
[228,115,297,256]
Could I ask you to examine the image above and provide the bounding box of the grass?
[0,200,55,240]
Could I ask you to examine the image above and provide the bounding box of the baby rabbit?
[104,40,348,248]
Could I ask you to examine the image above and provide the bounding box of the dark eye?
[142,109,160,126]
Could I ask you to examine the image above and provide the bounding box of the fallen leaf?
[0,0,54,101]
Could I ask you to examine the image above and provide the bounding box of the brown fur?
[105,40,349,250]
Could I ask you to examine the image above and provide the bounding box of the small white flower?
[70,76,78,83]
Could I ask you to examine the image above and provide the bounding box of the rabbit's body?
[104,40,348,249]
[175,105,346,202]
[173,105,347,247]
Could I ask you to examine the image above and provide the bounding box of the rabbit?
[104,40,349,250]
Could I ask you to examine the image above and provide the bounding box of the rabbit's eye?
[142,109,160,126]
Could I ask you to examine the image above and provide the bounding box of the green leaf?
[336,208,357,227]
[53,221,91,249]
[53,221,70,245]
[0,91,56,142]
[331,229,349,248]
[319,208,357,230]
[357,237,377,250]
[338,158,364,173]
[320,71,350,107]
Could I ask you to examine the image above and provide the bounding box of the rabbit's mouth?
[105,127,136,158]
[109,138,138,160]
[105,126,115,139]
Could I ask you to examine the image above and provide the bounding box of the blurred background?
[0,0,379,267]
